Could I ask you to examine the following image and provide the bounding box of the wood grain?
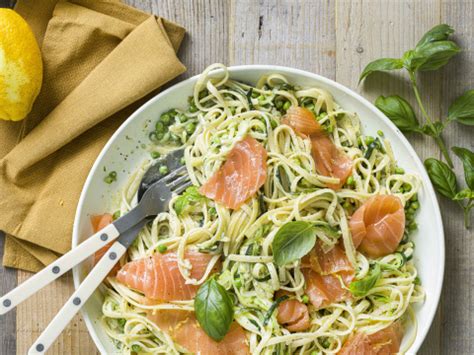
[1,0,473,354]
[0,232,16,355]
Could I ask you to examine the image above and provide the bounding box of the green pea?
[159,165,169,175]
[151,151,160,159]
[185,122,196,134]
[411,193,418,201]
[377,130,384,137]
[283,101,291,111]
[160,113,171,125]
[408,221,418,231]
[319,112,328,119]
[270,118,278,129]
[209,207,217,216]
[325,123,334,133]
[343,200,351,209]
[234,278,242,288]
[168,109,177,117]
[394,167,405,174]
[180,157,186,165]
[311,351,318,355]
[414,276,421,285]
[189,103,198,113]
[156,132,164,140]
[275,100,283,109]
[117,318,126,327]
[179,114,188,123]
[403,183,412,192]
[131,344,141,352]
[158,245,168,254]
[365,136,375,145]
[347,176,355,185]
[411,201,419,210]
[302,295,309,304]
[258,95,266,104]
[113,211,121,220]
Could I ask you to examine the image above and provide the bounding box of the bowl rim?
[72,64,445,354]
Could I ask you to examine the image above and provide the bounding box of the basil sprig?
[272,221,317,266]
[174,186,206,216]
[360,23,473,229]
[349,264,381,297]
[194,277,234,341]
[425,153,473,228]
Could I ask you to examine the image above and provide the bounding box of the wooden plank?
[335,1,444,354]
[16,271,97,355]
[439,2,474,354]
[0,232,17,355]
[228,0,337,79]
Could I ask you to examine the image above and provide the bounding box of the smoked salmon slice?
[302,241,354,309]
[303,269,354,310]
[282,107,352,189]
[147,310,249,355]
[277,297,311,332]
[199,136,267,210]
[90,214,120,276]
[116,250,217,301]
[338,321,404,355]
[349,195,405,258]
[302,241,353,275]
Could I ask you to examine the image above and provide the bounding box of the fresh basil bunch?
[360,24,473,228]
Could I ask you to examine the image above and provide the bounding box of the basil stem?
[408,71,454,167]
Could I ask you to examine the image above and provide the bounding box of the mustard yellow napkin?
[0,0,186,272]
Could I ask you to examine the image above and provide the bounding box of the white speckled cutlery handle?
[28,241,127,355]
[0,223,119,315]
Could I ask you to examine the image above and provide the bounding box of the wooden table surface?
[1,0,473,354]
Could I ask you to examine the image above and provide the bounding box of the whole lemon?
[0,9,43,121]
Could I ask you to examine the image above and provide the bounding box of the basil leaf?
[452,147,474,190]
[174,186,205,215]
[349,264,381,297]
[453,188,474,201]
[413,41,460,71]
[359,58,403,83]
[375,95,421,132]
[194,278,234,341]
[424,158,458,199]
[272,221,317,266]
[448,90,474,126]
[416,24,454,47]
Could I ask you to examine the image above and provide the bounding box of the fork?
[0,155,191,354]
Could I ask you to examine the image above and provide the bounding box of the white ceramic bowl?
[72,65,444,354]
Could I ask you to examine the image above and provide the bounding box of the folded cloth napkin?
[0,0,186,272]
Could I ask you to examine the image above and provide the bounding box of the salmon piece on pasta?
[147,310,249,355]
[199,136,267,210]
[282,107,352,189]
[302,241,355,309]
[116,250,217,301]
[338,321,404,355]
[349,195,405,258]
